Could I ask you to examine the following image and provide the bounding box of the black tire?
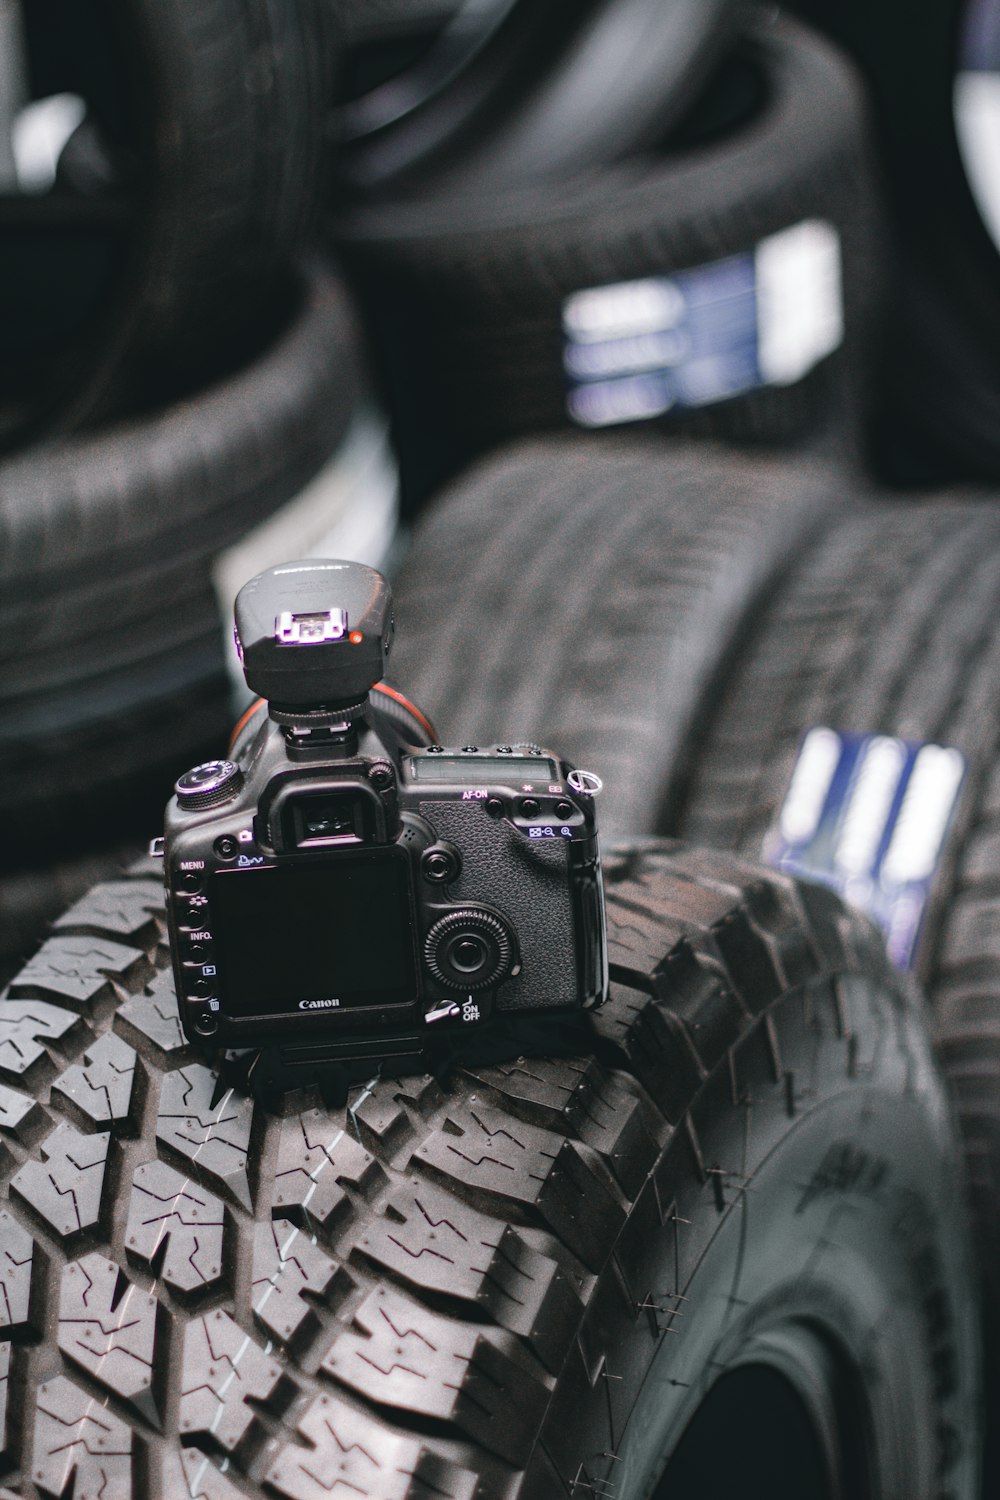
[112,0,335,369]
[0,844,978,1496]
[390,434,843,838]
[338,0,735,193]
[0,845,145,990]
[669,496,1000,1334]
[3,0,336,445]
[785,0,1000,484]
[336,0,465,45]
[0,262,378,860]
[336,9,882,506]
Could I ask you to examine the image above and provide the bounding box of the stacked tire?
[3,0,337,445]
[786,0,1000,483]
[334,8,884,503]
[0,6,393,969]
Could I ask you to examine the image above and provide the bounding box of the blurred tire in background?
[334,9,882,509]
[391,433,842,837]
[0,0,335,449]
[334,0,734,195]
[0,263,395,973]
[669,496,1000,1328]
[788,0,1000,484]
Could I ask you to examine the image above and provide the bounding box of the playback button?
[185,963,218,998]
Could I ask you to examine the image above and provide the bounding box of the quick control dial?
[424,909,516,992]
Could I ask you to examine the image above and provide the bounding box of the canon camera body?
[163,559,607,1070]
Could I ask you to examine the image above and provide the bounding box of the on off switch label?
[766,728,967,969]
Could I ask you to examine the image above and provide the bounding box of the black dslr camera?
[163,559,607,1074]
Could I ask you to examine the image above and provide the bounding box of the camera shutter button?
[424,909,515,991]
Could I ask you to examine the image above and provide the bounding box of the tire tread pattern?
[0,842,974,1497]
[673,493,1000,1306]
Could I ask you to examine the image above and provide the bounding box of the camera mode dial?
[175,760,244,810]
[424,909,516,992]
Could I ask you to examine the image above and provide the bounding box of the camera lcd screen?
[210,851,417,1015]
[407,755,559,783]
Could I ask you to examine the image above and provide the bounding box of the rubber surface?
[336,0,463,44]
[117,0,334,369]
[403,0,736,189]
[0,843,978,1496]
[6,0,336,447]
[335,0,732,191]
[336,10,882,504]
[0,263,367,858]
[671,493,1000,1325]
[390,434,842,839]
[0,845,144,989]
[786,0,1000,483]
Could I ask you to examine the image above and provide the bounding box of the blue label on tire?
[766,728,967,969]
[562,220,843,428]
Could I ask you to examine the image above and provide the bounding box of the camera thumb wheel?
[424,907,516,989]
[336,9,883,504]
[0,843,978,1495]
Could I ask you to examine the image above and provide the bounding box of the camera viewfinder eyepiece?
[234,559,394,712]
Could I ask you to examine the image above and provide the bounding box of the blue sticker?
[562,221,843,428]
[765,728,967,969]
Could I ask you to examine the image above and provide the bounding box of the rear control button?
[422,845,461,883]
[214,835,238,860]
[556,800,575,820]
[453,937,486,971]
[178,871,203,893]
[520,798,541,819]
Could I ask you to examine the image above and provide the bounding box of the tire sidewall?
[575,991,979,1498]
